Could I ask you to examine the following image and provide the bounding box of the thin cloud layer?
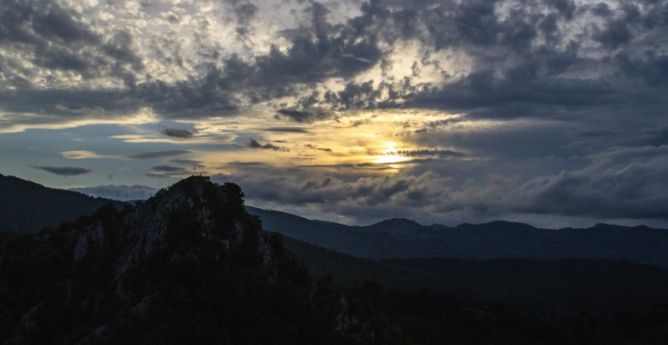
[160,128,196,138]
[33,166,91,176]
[127,150,191,160]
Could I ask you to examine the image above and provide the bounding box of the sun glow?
[374,141,409,164]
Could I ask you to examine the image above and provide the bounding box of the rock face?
[0,177,354,345]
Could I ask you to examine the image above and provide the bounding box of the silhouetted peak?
[57,176,260,280]
[364,218,439,240]
[155,175,214,201]
[591,223,621,230]
[457,220,536,232]
[485,220,536,229]
[370,218,422,228]
[146,176,245,217]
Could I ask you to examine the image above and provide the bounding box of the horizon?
[3,171,665,230]
[2,0,668,229]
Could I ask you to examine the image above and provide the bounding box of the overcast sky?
[1,0,668,227]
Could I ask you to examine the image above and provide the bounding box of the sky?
[1,0,668,228]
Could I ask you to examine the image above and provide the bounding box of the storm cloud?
[2,0,668,125]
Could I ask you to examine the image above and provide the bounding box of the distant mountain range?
[2,174,668,268]
[0,174,117,234]
[247,206,668,267]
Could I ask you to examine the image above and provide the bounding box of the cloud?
[146,165,191,178]
[0,0,142,87]
[305,144,332,152]
[275,108,333,123]
[160,128,196,138]
[213,142,668,227]
[263,127,310,133]
[2,0,667,130]
[520,146,668,220]
[247,138,287,151]
[127,150,191,159]
[61,150,103,159]
[33,165,91,176]
[394,149,466,158]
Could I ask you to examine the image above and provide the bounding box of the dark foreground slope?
[0,174,116,234]
[248,206,668,267]
[283,236,668,314]
[282,237,668,344]
[0,177,375,345]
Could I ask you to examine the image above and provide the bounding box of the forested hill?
[0,174,117,234]
[248,206,668,267]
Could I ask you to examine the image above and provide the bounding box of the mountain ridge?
[0,176,370,344]
[0,174,118,234]
[3,174,668,267]
[246,206,668,267]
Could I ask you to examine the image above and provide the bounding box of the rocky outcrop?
[0,176,342,345]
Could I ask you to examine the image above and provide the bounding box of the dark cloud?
[33,166,91,176]
[0,0,142,85]
[0,0,97,45]
[128,150,191,159]
[275,108,332,123]
[519,146,668,220]
[247,138,287,151]
[305,144,332,152]
[160,128,196,138]
[226,161,267,167]
[235,2,258,30]
[151,165,186,173]
[394,149,466,158]
[263,127,310,133]
[3,0,665,128]
[297,162,400,171]
[146,165,190,178]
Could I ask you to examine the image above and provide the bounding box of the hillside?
[248,207,668,267]
[0,177,375,344]
[0,174,117,234]
[282,236,668,314]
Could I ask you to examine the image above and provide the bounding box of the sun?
[373,141,408,164]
